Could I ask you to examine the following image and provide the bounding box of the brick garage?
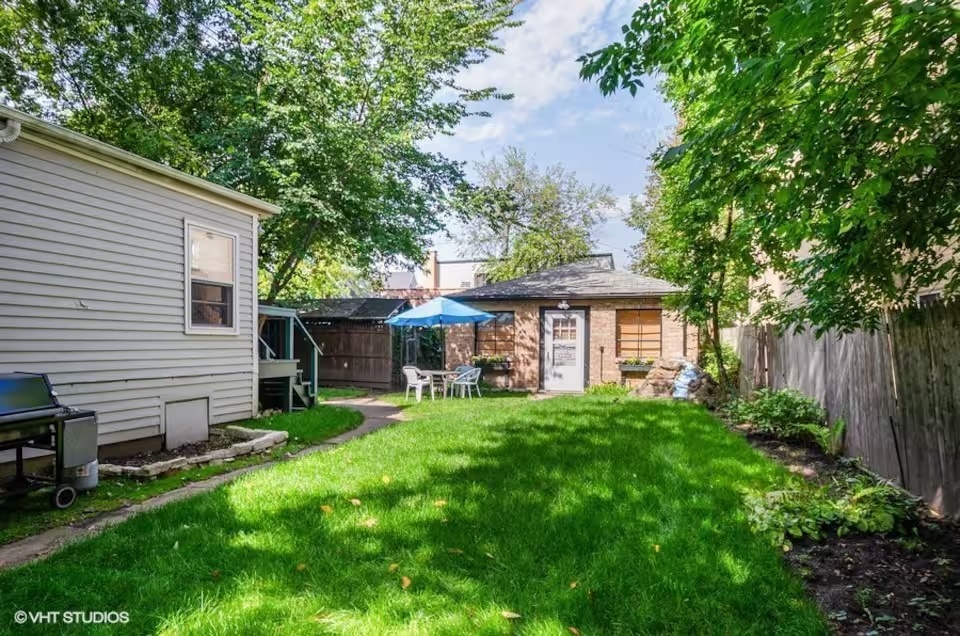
[446,260,697,392]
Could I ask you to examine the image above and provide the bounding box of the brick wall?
[445,297,697,392]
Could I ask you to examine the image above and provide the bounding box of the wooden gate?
[295,321,395,390]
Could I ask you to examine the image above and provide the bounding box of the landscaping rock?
[205,447,239,461]
[94,424,288,480]
[631,358,727,407]
[633,358,686,398]
[656,358,684,372]
[230,441,257,456]
[98,464,125,477]
[646,367,678,381]
[690,374,724,410]
[134,457,187,478]
[224,425,262,440]
[252,431,287,451]
[634,379,676,398]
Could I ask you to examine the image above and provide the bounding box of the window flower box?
[618,358,655,373]
[471,356,512,371]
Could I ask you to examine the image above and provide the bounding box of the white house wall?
[0,138,258,454]
[437,261,484,290]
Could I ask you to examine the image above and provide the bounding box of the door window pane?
[553,317,577,341]
[553,342,577,366]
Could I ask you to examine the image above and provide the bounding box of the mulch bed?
[113,433,237,467]
[732,423,960,634]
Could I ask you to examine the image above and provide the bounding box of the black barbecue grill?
[0,372,98,509]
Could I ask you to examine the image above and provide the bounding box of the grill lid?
[0,373,60,417]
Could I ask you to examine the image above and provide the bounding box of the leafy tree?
[0,0,518,303]
[257,257,372,303]
[456,147,615,281]
[582,0,960,334]
[627,143,755,387]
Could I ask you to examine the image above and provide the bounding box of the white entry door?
[543,310,585,392]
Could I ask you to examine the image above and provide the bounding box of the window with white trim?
[187,224,236,330]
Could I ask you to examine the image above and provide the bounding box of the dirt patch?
[114,434,236,467]
[786,523,960,634]
[741,427,850,487]
[730,422,960,634]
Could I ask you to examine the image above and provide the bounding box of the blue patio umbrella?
[385,296,494,368]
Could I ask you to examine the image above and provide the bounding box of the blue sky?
[426,0,676,270]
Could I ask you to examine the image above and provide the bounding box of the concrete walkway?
[0,396,403,571]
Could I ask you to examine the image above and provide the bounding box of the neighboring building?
[0,106,279,460]
[444,259,697,392]
[750,241,953,318]
[382,250,617,303]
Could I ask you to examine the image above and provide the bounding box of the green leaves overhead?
[582,0,960,333]
[454,147,616,283]
[0,0,518,302]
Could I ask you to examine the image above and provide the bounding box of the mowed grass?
[315,386,369,401]
[0,396,825,635]
[0,406,362,546]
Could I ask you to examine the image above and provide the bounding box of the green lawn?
[0,405,362,546]
[0,395,825,635]
[315,386,369,401]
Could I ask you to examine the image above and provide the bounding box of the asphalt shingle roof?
[447,260,680,301]
[299,298,410,321]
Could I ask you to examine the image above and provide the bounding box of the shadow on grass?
[0,397,826,635]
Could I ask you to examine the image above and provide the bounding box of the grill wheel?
[51,485,77,509]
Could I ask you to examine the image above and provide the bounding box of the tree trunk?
[710,205,735,390]
[710,301,730,389]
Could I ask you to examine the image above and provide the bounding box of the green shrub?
[728,389,848,455]
[744,476,917,550]
[729,388,825,434]
[804,417,847,456]
[700,342,741,383]
[586,382,631,397]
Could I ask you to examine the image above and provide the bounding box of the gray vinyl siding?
[0,138,258,451]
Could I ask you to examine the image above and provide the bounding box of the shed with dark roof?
[440,259,696,394]
[300,298,410,322]
[448,260,680,301]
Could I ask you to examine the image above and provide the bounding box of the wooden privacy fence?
[295,322,396,391]
[722,302,960,515]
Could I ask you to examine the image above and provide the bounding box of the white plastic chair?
[448,367,482,399]
[403,366,435,402]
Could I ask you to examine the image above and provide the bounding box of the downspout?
[0,119,22,144]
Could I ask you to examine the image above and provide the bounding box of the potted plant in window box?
[618,357,655,372]
[471,355,512,371]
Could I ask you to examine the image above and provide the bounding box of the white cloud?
[454,0,633,143]
[603,193,636,219]
[457,120,508,143]
[591,106,617,119]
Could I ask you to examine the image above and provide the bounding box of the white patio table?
[420,370,460,398]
